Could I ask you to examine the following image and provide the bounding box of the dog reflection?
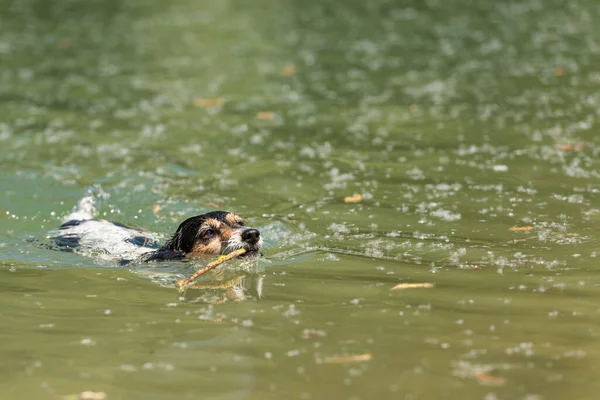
[179,268,265,304]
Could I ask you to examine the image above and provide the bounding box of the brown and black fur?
[142,211,262,262]
[50,209,262,264]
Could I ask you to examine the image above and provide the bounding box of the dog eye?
[201,229,215,239]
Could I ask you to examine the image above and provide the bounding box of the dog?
[142,211,262,262]
[50,194,262,264]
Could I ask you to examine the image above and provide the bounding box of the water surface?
[2,0,600,399]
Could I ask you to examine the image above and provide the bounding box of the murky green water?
[2,0,600,398]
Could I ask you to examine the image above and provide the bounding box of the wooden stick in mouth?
[176,248,247,289]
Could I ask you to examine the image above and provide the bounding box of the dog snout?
[241,228,260,245]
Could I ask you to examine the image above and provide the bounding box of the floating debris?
[280,64,296,76]
[63,392,107,400]
[509,226,534,232]
[80,392,107,400]
[152,204,161,215]
[320,353,372,364]
[193,98,225,108]
[57,37,71,49]
[344,193,363,203]
[559,143,584,151]
[474,371,506,386]
[302,328,327,339]
[256,112,275,120]
[391,283,434,290]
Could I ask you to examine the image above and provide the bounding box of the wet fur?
[142,211,262,262]
[52,210,262,263]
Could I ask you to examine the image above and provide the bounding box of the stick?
[176,248,247,289]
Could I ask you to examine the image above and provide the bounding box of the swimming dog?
[142,211,262,262]
[50,194,262,263]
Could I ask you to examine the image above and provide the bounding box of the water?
[2,0,600,398]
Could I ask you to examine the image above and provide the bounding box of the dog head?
[156,211,262,259]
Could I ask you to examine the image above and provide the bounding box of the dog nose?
[241,228,260,244]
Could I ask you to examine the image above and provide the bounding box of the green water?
[2,0,600,398]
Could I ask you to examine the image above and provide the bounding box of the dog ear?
[161,216,204,253]
[143,215,207,262]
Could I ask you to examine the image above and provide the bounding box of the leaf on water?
[280,64,296,76]
[474,371,506,386]
[321,353,372,364]
[391,282,434,290]
[554,66,565,76]
[344,193,362,203]
[302,328,327,339]
[509,226,534,231]
[193,97,225,108]
[57,37,71,49]
[559,143,584,151]
[152,204,161,215]
[62,392,106,400]
[256,111,275,120]
[204,202,220,208]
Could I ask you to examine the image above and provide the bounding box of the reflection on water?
[181,273,264,304]
[2,0,600,399]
